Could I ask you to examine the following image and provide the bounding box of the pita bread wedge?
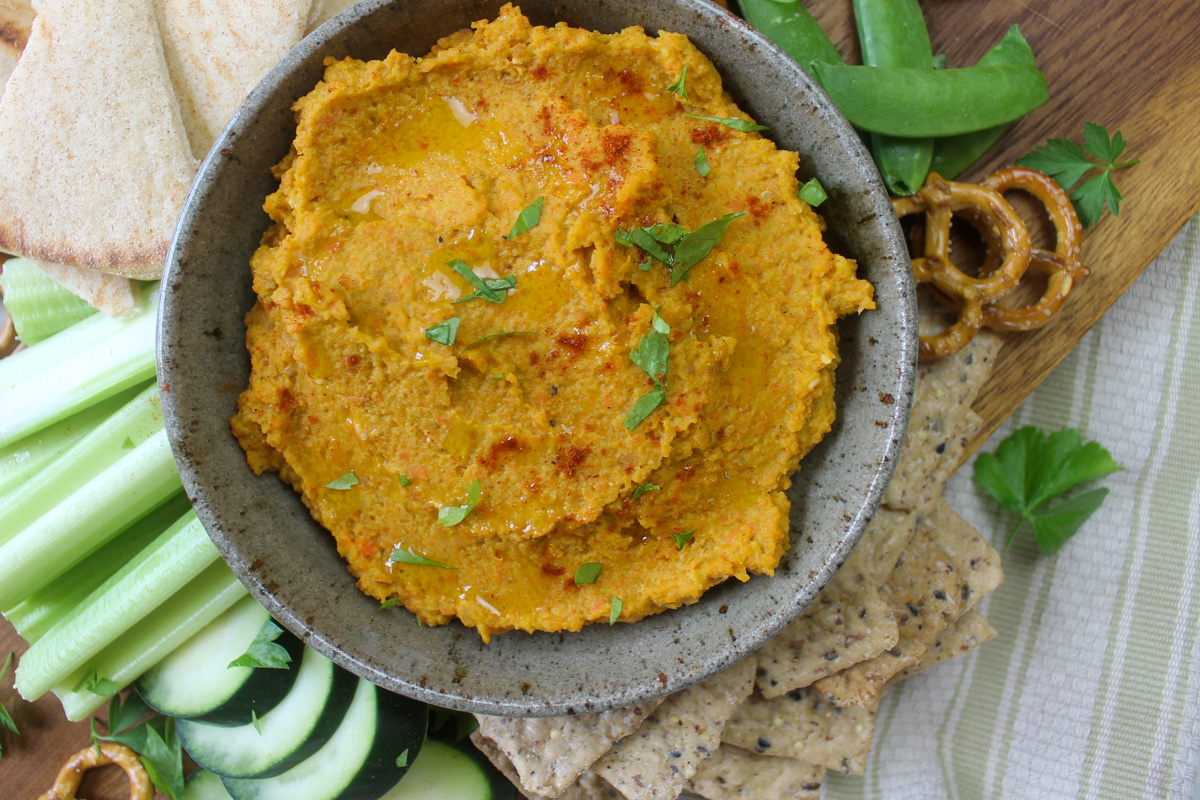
[474,698,665,798]
[722,688,876,775]
[0,0,34,101]
[593,657,756,800]
[29,258,141,318]
[687,744,823,800]
[305,0,362,34]
[152,0,312,159]
[0,0,196,279]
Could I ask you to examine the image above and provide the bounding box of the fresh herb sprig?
[1016,122,1137,227]
[615,213,743,286]
[1,652,19,757]
[974,426,1121,555]
[228,619,292,670]
[89,693,185,799]
[624,310,671,429]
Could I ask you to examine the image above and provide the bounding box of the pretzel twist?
[37,742,155,800]
[893,168,1089,355]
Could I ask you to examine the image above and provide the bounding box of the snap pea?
[930,25,1037,178]
[808,62,1048,137]
[853,0,934,195]
[736,0,842,75]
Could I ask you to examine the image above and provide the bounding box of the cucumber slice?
[178,645,357,778]
[379,739,492,800]
[223,677,427,800]
[137,597,304,725]
[183,769,235,800]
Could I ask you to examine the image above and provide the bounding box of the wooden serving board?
[4,0,1200,796]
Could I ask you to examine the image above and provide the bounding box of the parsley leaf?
[673,530,695,549]
[686,113,769,132]
[615,228,674,265]
[609,595,623,624]
[670,213,743,285]
[507,197,544,238]
[380,596,400,609]
[665,66,688,99]
[1015,122,1137,227]
[437,479,482,526]
[326,471,359,490]
[449,260,517,304]
[75,667,118,696]
[462,330,539,350]
[631,482,660,501]
[629,311,670,385]
[398,473,411,487]
[797,177,828,207]
[974,426,1121,554]
[396,749,409,768]
[121,437,135,449]
[251,709,263,735]
[228,619,293,670]
[424,316,460,346]
[90,695,185,800]
[391,548,457,569]
[1,652,20,754]
[623,387,666,429]
[575,563,602,584]
[694,146,711,177]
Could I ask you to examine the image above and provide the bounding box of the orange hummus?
[231,5,873,640]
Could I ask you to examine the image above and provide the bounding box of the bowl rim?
[158,0,916,717]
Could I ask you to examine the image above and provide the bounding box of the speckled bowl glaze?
[158,0,916,717]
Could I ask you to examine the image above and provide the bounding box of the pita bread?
[29,258,141,318]
[151,0,311,159]
[0,0,196,279]
[475,698,664,798]
[0,0,34,101]
[593,657,756,800]
[305,0,360,34]
[687,744,823,800]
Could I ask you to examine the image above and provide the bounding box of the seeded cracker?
[722,688,876,774]
[896,609,997,680]
[923,496,1002,613]
[812,529,960,708]
[593,657,756,800]
[883,329,1001,512]
[475,698,665,797]
[471,730,620,800]
[687,744,823,800]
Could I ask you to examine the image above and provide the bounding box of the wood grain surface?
[3,1,1200,797]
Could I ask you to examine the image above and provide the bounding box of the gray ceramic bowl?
[158,0,915,717]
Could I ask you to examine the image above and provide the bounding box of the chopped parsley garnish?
[380,596,400,609]
[609,595,623,624]
[251,709,263,735]
[686,113,769,132]
[797,177,828,207]
[396,749,410,768]
[228,619,293,670]
[392,548,457,569]
[507,197,544,238]
[624,309,672,430]
[1015,122,1137,227]
[424,316,460,346]
[974,426,1121,555]
[449,259,517,304]
[694,146,711,177]
[462,330,539,350]
[665,66,688,99]
[326,471,359,490]
[1,652,20,754]
[75,667,118,696]
[574,562,602,584]
[614,213,743,286]
[490,373,505,381]
[437,479,482,526]
[631,482,660,501]
[673,530,695,549]
[121,437,135,450]
[398,473,411,487]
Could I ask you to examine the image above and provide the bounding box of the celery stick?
[15,509,219,701]
[0,287,157,447]
[4,492,192,642]
[0,428,183,609]
[53,562,247,721]
[0,382,163,546]
[0,257,97,344]
[0,385,143,498]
